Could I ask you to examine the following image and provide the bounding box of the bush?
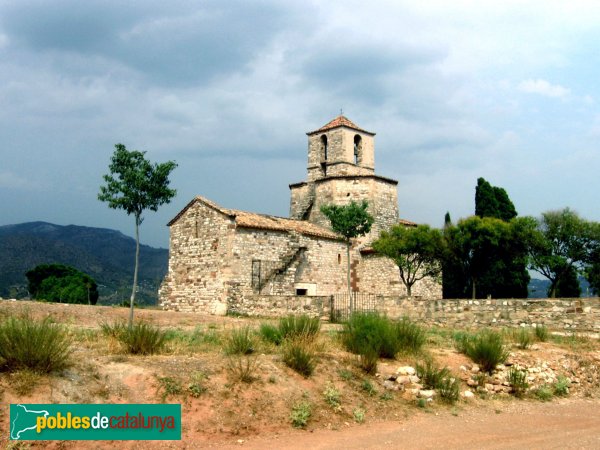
[225,326,254,355]
[438,377,460,404]
[535,325,549,342]
[279,315,321,341]
[361,379,377,396]
[553,375,570,396]
[259,323,283,346]
[342,313,399,358]
[323,383,341,410]
[515,328,533,349]
[534,385,553,401]
[103,321,166,355]
[508,367,529,397]
[395,317,426,354]
[0,315,71,373]
[227,356,257,383]
[290,401,311,428]
[282,339,316,377]
[416,359,451,390]
[462,331,508,373]
[452,331,474,354]
[156,376,183,402]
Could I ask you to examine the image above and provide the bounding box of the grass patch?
[187,372,208,397]
[0,315,71,373]
[361,379,377,396]
[259,323,283,346]
[416,359,459,404]
[282,338,317,377]
[459,330,508,373]
[225,326,255,355]
[227,355,258,383]
[156,376,183,402]
[323,383,342,410]
[507,367,529,398]
[535,325,549,342]
[533,385,554,401]
[279,315,321,341]
[553,375,570,396]
[103,321,167,355]
[11,369,42,396]
[290,401,312,428]
[353,407,366,423]
[514,328,533,350]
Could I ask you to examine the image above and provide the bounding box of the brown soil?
[1,300,599,449]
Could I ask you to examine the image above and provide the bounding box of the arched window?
[353,135,362,165]
[321,135,328,161]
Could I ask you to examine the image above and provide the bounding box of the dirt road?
[212,398,600,450]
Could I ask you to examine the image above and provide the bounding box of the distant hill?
[0,222,168,305]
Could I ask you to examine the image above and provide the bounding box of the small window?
[296,288,308,296]
[338,254,341,264]
[321,135,328,161]
[353,135,362,165]
[321,162,327,176]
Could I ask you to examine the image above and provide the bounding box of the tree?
[320,200,374,309]
[475,177,517,221]
[550,264,581,298]
[372,224,443,297]
[527,208,595,298]
[26,264,99,305]
[98,144,177,327]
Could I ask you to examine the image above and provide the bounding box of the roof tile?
[307,115,374,135]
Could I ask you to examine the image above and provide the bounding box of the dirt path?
[211,398,600,450]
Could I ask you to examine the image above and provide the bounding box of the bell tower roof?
[307,115,375,136]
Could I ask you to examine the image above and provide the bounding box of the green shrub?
[187,372,207,397]
[259,323,282,346]
[282,339,316,377]
[358,346,379,374]
[416,359,451,390]
[553,375,570,396]
[395,317,426,354]
[338,368,354,381]
[290,401,311,428]
[100,320,126,339]
[452,331,474,354]
[515,328,533,349]
[279,315,321,341]
[0,315,71,373]
[116,322,166,355]
[353,408,365,423]
[534,385,553,401]
[225,326,254,355]
[156,376,183,402]
[342,313,399,358]
[361,379,377,396]
[323,383,341,410]
[535,325,549,342]
[227,356,257,383]
[463,331,508,373]
[438,377,460,404]
[507,367,529,398]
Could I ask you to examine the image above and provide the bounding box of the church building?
[159,116,440,314]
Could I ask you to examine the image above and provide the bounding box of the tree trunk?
[407,283,412,297]
[129,216,140,329]
[347,240,353,313]
[471,277,477,300]
[550,283,557,298]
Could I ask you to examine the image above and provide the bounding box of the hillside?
[0,221,168,304]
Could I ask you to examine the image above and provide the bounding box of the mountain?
[0,222,168,305]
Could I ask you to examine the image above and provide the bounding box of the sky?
[1,0,599,249]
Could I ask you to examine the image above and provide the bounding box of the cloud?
[518,79,570,98]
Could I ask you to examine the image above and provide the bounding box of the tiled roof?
[398,218,418,227]
[168,196,341,240]
[307,115,374,136]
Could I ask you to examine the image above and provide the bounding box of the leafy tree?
[527,208,596,298]
[372,224,443,297]
[475,177,517,221]
[550,264,581,298]
[26,264,98,305]
[98,144,177,327]
[320,201,374,309]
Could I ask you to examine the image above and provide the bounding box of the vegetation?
[282,338,317,377]
[320,200,374,308]
[278,314,321,341]
[459,330,508,373]
[290,401,312,428]
[372,224,443,297]
[0,315,71,373]
[322,383,342,410]
[26,263,99,305]
[98,143,177,327]
[535,325,549,342]
[101,320,167,355]
[259,323,283,345]
[508,367,529,397]
[515,328,533,349]
[553,375,570,396]
[225,326,255,355]
[227,355,258,383]
[416,359,451,390]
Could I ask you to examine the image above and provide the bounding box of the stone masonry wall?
[228,295,332,319]
[159,201,233,315]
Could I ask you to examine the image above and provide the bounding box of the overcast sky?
[1,0,599,248]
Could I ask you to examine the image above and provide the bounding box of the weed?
[416,398,427,408]
[462,330,508,373]
[338,368,354,381]
[415,359,451,390]
[535,325,549,342]
[225,326,254,355]
[290,401,312,428]
[395,317,426,354]
[10,369,42,396]
[438,377,460,404]
[515,328,533,350]
[118,322,166,355]
[474,372,488,388]
[323,383,342,410]
[259,323,283,346]
[268,375,277,384]
[227,356,258,383]
[358,346,379,374]
[0,315,71,373]
[100,321,126,339]
[380,391,394,401]
[342,313,398,359]
[282,338,316,377]
[452,331,474,354]
[361,379,377,396]
[553,375,570,396]
[353,408,366,423]
[534,385,553,401]
[507,367,529,398]
[279,315,321,341]
[156,376,183,402]
[187,372,207,398]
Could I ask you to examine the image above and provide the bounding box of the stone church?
[159,116,441,314]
